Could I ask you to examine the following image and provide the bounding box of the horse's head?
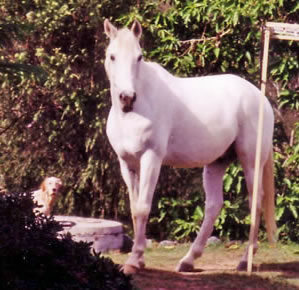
[104,19,143,113]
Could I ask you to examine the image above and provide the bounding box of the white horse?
[104,19,277,274]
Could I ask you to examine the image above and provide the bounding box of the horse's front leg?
[119,158,139,235]
[176,161,229,272]
[124,150,162,275]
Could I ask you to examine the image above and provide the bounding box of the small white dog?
[32,177,62,216]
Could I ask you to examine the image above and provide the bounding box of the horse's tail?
[263,147,277,244]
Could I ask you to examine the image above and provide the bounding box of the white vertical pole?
[261,27,271,96]
[247,26,271,274]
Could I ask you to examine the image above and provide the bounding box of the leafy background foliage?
[0,0,298,242]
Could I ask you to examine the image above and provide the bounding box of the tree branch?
[179,29,231,55]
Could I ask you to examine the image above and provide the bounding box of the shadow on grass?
[133,265,299,290]
[259,261,299,279]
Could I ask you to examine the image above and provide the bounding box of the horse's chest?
[106,112,155,160]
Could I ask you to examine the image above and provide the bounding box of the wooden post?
[247,26,270,274]
[247,22,299,274]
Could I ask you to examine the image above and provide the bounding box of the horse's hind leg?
[236,163,264,271]
[176,158,230,272]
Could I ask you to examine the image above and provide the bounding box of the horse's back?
[175,74,259,103]
[173,73,273,135]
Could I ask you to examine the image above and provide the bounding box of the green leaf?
[233,11,239,26]
[289,204,298,219]
[214,47,220,58]
[224,175,233,192]
[276,206,285,220]
[245,51,252,64]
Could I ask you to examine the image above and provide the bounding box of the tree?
[0,0,298,242]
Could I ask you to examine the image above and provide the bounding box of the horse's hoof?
[139,261,145,269]
[237,261,247,271]
[123,264,138,275]
[176,262,194,272]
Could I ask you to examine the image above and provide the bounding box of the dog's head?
[41,177,62,200]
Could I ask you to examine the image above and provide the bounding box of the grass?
[106,241,299,289]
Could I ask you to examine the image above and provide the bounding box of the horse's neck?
[137,61,176,101]
[141,61,174,85]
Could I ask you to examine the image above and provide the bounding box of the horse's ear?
[104,19,117,39]
[131,20,142,39]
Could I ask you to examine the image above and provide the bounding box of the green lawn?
[106,241,299,289]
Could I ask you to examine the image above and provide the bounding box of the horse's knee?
[135,202,151,218]
[131,202,150,230]
[205,200,223,219]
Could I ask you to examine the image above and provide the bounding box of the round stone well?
[54,215,123,252]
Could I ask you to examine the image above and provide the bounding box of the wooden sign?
[266,22,299,41]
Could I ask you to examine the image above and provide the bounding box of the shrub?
[0,192,134,290]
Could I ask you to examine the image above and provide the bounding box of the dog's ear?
[41,179,47,192]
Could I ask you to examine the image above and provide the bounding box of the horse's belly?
[163,128,236,168]
[163,149,219,168]
[163,152,205,168]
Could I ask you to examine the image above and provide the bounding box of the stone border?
[54,215,123,252]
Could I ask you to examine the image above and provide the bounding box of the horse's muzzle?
[120,92,136,112]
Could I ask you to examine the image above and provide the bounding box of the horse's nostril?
[119,93,128,102]
[119,92,137,112]
[119,93,137,103]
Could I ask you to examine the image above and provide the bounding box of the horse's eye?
[110,54,115,61]
[137,55,142,62]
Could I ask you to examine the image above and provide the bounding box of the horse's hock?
[54,216,123,252]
